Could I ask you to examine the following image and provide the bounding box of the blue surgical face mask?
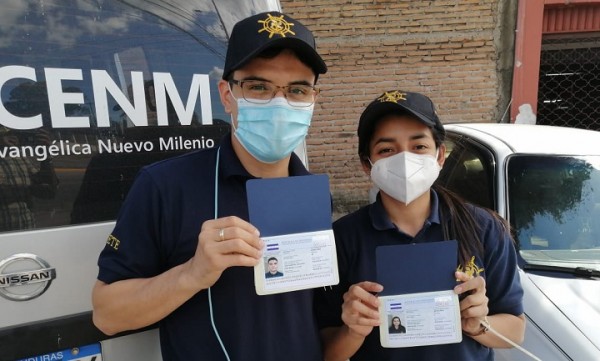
[233,97,314,163]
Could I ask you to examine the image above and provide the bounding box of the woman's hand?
[454,271,489,335]
[341,281,384,338]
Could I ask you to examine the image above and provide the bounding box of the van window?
[0,0,275,231]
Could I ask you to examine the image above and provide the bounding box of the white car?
[437,123,600,361]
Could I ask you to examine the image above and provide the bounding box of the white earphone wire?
[208,147,231,361]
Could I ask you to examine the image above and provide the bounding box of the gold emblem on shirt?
[258,13,295,38]
[106,234,120,251]
[456,256,484,278]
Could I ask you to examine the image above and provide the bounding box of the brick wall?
[280,0,514,216]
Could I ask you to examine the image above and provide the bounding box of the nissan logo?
[0,253,56,301]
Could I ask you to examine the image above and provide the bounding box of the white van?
[0,1,281,360]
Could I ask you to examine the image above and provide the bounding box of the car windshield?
[508,155,600,271]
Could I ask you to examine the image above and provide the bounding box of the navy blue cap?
[222,12,327,80]
[358,90,445,157]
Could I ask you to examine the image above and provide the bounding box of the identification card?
[379,290,462,348]
[254,229,338,295]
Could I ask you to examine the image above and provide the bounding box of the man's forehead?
[230,49,315,80]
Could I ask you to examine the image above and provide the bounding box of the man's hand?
[185,216,264,290]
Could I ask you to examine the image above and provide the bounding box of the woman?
[315,90,525,361]
[388,316,406,334]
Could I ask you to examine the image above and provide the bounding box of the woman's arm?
[321,281,383,361]
[321,325,368,361]
[455,272,526,348]
[466,313,526,348]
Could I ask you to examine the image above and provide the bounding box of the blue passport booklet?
[376,240,462,347]
[247,174,339,295]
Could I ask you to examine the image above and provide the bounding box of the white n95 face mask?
[369,151,441,205]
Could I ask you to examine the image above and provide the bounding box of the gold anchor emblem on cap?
[258,13,296,38]
[377,91,407,103]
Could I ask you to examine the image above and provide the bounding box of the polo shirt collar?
[218,133,310,179]
[369,189,442,231]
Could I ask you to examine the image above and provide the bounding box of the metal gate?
[537,34,600,131]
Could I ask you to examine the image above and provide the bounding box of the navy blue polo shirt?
[315,191,523,361]
[97,134,322,361]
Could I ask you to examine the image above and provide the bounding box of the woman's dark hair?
[436,185,512,266]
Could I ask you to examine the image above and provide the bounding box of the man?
[316,91,524,361]
[265,256,283,278]
[92,11,327,360]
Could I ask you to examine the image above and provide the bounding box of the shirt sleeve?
[97,168,165,284]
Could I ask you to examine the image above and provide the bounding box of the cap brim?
[224,37,327,79]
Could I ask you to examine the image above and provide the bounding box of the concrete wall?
[280,0,518,215]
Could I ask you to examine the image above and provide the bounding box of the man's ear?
[437,143,447,167]
[218,79,233,114]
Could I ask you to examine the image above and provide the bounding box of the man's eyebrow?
[240,76,268,82]
[240,76,313,86]
[288,80,314,86]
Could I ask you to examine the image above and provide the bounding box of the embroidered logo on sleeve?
[106,234,120,251]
